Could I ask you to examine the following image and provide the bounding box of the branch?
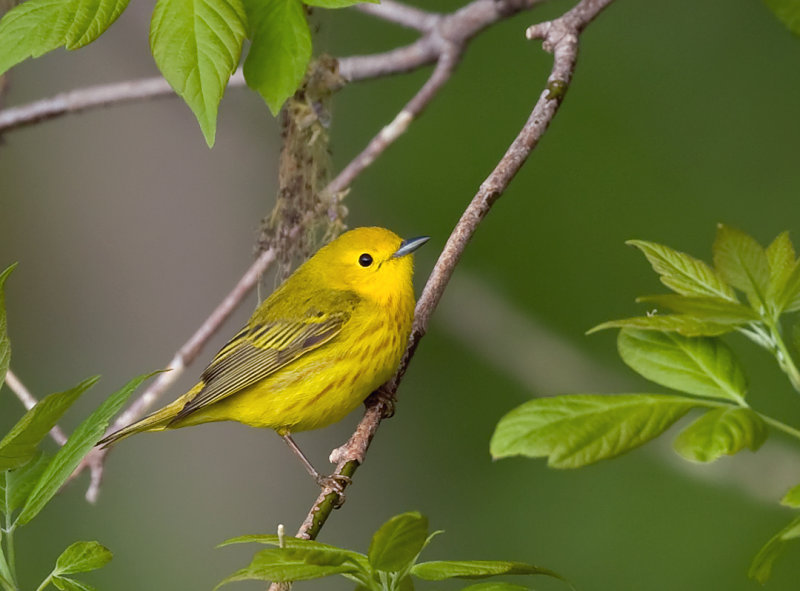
[5,368,68,445]
[74,236,292,503]
[270,0,616,575]
[0,0,543,134]
[0,72,245,134]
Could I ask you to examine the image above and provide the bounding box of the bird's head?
[310,227,428,306]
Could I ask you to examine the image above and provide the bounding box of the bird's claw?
[367,386,396,419]
[316,473,351,508]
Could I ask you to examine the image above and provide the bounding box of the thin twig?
[0,72,245,134]
[272,0,616,573]
[5,368,68,446]
[0,0,544,134]
[354,0,439,31]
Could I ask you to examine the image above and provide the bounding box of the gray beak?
[392,236,430,258]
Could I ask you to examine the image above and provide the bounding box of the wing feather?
[169,306,351,424]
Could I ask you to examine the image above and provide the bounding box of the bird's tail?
[97,387,199,448]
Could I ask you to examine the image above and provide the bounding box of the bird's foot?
[366,385,397,419]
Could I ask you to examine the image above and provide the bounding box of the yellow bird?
[99,227,428,487]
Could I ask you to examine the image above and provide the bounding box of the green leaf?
[2,452,50,514]
[215,548,359,589]
[781,483,800,508]
[0,377,98,471]
[303,0,377,6]
[749,515,800,583]
[490,394,702,468]
[150,0,247,146]
[766,231,796,302]
[778,262,800,313]
[0,264,16,388]
[0,0,129,77]
[368,512,429,573]
[626,240,736,300]
[712,224,770,309]
[460,584,530,591]
[16,373,152,525]
[54,541,112,575]
[617,328,747,403]
[52,576,96,591]
[635,295,758,324]
[411,560,557,581]
[764,0,800,36]
[0,572,14,591]
[218,534,368,568]
[242,0,311,115]
[589,315,734,337]
[672,407,767,463]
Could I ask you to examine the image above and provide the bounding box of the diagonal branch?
[271,0,616,571]
[60,0,556,502]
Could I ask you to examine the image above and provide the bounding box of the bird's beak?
[392,236,430,258]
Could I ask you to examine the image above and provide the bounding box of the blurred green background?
[3,0,800,589]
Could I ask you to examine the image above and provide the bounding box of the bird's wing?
[169,309,349,423]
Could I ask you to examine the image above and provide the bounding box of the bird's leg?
[280,433,351,505]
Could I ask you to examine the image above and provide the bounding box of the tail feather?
[97,393,194,448]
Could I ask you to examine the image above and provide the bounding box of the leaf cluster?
[489,225,800,583]
[0,264,150,591]
[217,512,562,591]
[0,0,375,146]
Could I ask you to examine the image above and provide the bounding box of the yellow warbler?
[99,227,428,486]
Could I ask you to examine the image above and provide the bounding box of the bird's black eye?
[358,253,373,267]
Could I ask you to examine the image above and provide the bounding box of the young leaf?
[672,407,767,463]
[52,577,95,591]
[0,376,98,471]
[303,0,377,6]
[749,515,800,583]
[490,394,702,468]
[460,584,530,591]
[0,263,16,387]
[150,0,247,146]
[218,534,369,569]
[411,560,558,581]
[16,372,152,525]
[635,295,757,324]
[764,0,800,36]
[368,512,429,573]
[215,548,359,588]
[617,328,747,403]
[0,0,129,77]
[781,483,800,508]
[2,452,50,514]
[626,240,736,300]
[53,541,112,575]
[589,315,733,337]
[766,231,796,301]
[242,0,311,115]
[712,224,770,309]
[778,263,800,313]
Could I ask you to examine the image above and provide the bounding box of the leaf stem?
[0,512,16,590]
[0,549,14,591]
[758,413,800,441]
[34,575,52,591]
[767,321,800,394]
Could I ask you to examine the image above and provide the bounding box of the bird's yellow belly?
[184,321,406,433]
